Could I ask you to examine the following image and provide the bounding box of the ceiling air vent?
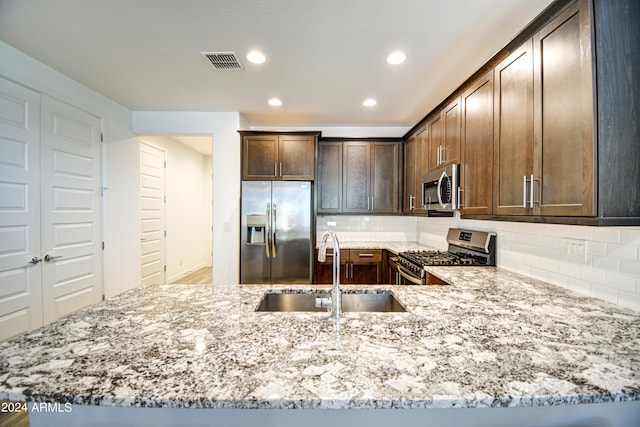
[201,52,244,71]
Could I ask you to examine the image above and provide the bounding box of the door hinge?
[100,133,104,143]
[164,265,167,272]
[164,161,166,168]
[102,294,106,301]
[101,241,105,251]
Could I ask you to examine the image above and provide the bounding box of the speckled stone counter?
[1,268,638,415]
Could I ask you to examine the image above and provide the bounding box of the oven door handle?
[397,264,424,285]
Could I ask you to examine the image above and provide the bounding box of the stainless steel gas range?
[396,228,496,285]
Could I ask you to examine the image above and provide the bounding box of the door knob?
[44,254,62,262]
[29,257,42,265]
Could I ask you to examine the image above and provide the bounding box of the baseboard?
[168,263,211,284]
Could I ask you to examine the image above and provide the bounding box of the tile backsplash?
[317,214,640,312]
[317,215,417,243]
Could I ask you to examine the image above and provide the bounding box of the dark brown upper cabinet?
[532,0,594,217]
[317,139,401,214]
[240,131,319,181]
[460,70,494,216]
[402,0,640,225]
[426,97,461,172]
[317,141,342,213]
[493,40,535,216]
[403,127,427,213]
[426,114,443,172]
[403,132,417,213]
[493,0,594,217]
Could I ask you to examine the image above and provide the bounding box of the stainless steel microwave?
[422,164,460,213]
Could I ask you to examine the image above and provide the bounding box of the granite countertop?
[0,268,639,410]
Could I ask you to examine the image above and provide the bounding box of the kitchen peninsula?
[1,267,639,426]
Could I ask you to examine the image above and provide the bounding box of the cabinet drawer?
[348,249,382,261]
[316,248,348,263]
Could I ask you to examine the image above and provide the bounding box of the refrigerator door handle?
[265,202,271,258]
[272,202,277,258]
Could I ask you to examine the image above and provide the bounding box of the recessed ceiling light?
[268,98,282,107]
[386,51,406,65]
[247,51,266,64]
[363,98,377,107]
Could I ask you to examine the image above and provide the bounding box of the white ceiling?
[0,0,554,129]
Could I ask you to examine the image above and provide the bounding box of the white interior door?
[140,142,166,284]
[0,78,44,341]
[40,95,103,324]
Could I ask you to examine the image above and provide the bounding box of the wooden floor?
[170,266,212,285]
[0,404,29,427]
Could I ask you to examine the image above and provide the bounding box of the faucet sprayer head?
[318,246,326,262]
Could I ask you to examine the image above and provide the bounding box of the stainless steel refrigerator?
[240,181,312,284]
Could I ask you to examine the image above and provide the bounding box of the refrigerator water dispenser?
[246,214,266,244]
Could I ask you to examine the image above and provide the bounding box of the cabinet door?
[348,250,382,284]
[342,142,370,212]
[314,249,347,284]
[370,142,400,213]
[242,135,278,180]
[493,40,534,215]
[349,263,380,284]
[460,70,494,215]
[427,114,443,171]
[533,0,595,217]
[317,141,342,213]
[279,135,315,180]
[403,134,417,212]
[442,97,461,166]
[415,127,429,212]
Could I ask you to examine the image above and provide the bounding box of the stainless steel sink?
[341,292,406,312]
[255,290,406,313]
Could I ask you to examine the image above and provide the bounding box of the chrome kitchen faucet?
[317,230,341,321]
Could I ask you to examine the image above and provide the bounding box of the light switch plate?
[562,238,586,262]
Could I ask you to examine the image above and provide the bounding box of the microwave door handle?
[436,171,446,207]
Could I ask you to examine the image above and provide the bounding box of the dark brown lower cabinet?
[385,251,400,285]
[314,249,383,285]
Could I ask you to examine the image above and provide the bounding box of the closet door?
[40,96,103,323]
[0,78,44,341]
[140,142,166,284]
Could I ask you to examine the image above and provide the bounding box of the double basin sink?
[256,289,406,313]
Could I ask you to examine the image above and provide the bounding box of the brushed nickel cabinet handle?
[530,174,535,209]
